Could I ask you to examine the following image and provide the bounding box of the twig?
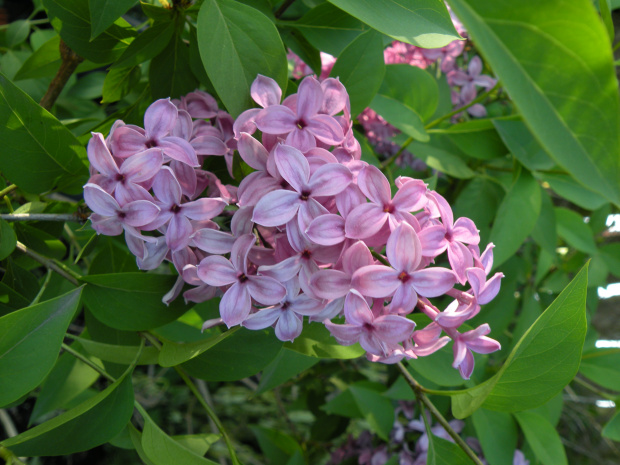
[0,213,82,223]
[371,250,390,266]
[141,332,241,465]
[30,269,52,306]
[0,410,17,438]
[61,343,115,382]
[15,241,80,286]
[397,362,484,465]
[39,40,83,111]
[275,0,296,18]
[0,185,17,198]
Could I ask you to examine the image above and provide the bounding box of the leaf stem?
[0,213,82,223]
[15,241,80,286]
[30,269,52,306]
[275,0,296,18]
[0,185,17,198]
[141,332,241,465]
[61,342,116,382]
[370,250,390,266]
[397,362,484,465]
[572,376,618,400]
[39,40,84,111]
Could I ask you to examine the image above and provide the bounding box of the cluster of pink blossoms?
[83,74,503,380]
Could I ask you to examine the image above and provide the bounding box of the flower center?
[117,211,126,219]
[398,271,410,283]
[363,322,374,332]
[170,204,181,214]
[383,203,395,213]
[300,190,311,201]
[296,119,307,130]
[145,139,158,148]
[115,173,125,183]
[301,249,312,260]
[238,273,249,283]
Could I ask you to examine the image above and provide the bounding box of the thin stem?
[141,332,241,465]
[371,250,390,266]
[380,137,413,169]
[15,241,80,286]
[572,376,618,400]
[0,213,81,223]
[0,184,17,198]
[478,165,567,175]
[39,40,83,111]
[61,343,115,382]
[425,81,501,130]
[397,362,484,465]
[30,269,52,306]
[275,0,296,18]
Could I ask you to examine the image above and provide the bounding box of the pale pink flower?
[452,323,501,379]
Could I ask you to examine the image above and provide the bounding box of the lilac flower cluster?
[83,74,502,379]
[329,402,530,465]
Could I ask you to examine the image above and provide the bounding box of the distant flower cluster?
[83,74,502,379]
[329,401,530,465]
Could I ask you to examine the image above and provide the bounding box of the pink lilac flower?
[452,323,502,379]
[196,234,286,327]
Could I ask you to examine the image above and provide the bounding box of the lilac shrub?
[83,74,503,380]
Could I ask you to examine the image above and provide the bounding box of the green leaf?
[538,173,608,211]
[0,73,88,194]
[250,426,303,465]
[73,336,159,365]
[408,347,465,387]
[555,207,597,255]
[182,328,283,381]
[448,0,620,207]
[453,177,503,243]
[492,118,555,171]
[471,409,517,465]
[379,65,439,121]
[602,411,620,441]
[197,0,288,117]
[451,264,588,419]
[257,348,319,394]
[101,65,141,103]
[112,20,175,69]
[530,189,557,256]
[280,27,322,76]
[7,20,30,48]
[43,0,136,64]
[158,327,239,367]
[29,351,99,425]
[322,382,394,440]
[0,219,17,260]
[488,170,542,268]
[284,322,364,359]
[514,411,567,465]
[150,33,199,100]
[370,93,429,142]
[89,0,138,39]
[600,243,620,278]
[579,350,620,391]
[14,35,62,81]
[139,407,220,465]
[404,138,475,179]
[294,3,367,57]
[2,365,134,456]
[426,434,473,465]
[600,0,615,42]
[173,434,221,457]
[329,29,385,117]
[328,0,461,48]
[0,288,83,407]
[81,273,191,331]
[444,119,507,160]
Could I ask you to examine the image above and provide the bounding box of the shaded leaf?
[492,118,555,171]
[555,207,597,255]
[101,65,141,103]
[370,93,429,142]
[0,219,17,260]
[74,336,159,365]
[112,20,176,69]
[602,411,620,442]
[328,0,461,48]
[89,0,138,39]
[514,411,567,465]
[250,426,303,465]
[150,33,199,100]
[284,322,364,359]
[0,288,83,407]
[257,348,319,394]
[380,64,439,121]
[539,173,608,211]
[472,409,517,465]
[404,138,475,179]
[158,327,239,367]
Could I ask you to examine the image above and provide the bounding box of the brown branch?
[39,40,83,111]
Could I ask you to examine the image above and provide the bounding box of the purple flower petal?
[386,222,422,273]
[197,255,237,286]
[220,282,252,327]
[310,269,350,299]
[306,114,344,146]
[145,98,177,139]
[111,126,147,158]
[274,144,310,192]
[452,217,480,245]
[122,200,161,227]
[159,137,199,167]
[411,268,456,298]
[243,306,281,330]
[88,133,119,177]
[389,283,418,314]
[252,189,302,227]
[120,148,163,182]
[352,265,400,298]
[357,165,391,205]
[296,75,323,119]
[251,74,282,108]
[275,310,303,342]
[324,320,362,345]
[255,105,297,134]
[84,183,120,216]
[247,275,286,305]
[306,214,345,246]
[237,133,269,171]
[191,228,235,254]
[182,197,227,221]
[373,315,415,342]
[345,203,388,239]
[307,164,352,197]
[191,135,228,156]
[391,179,427,212]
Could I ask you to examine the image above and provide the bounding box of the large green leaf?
[197,0,288,117]
[0,219,17,260]
[603,411,620,442]
[443,119,507,160]
[257,348,319,394]
[294,3,367,57]
[101,65,141,103]
[370,93,429,142]
[29,350,99,425]
[492,118,555,171]
[74,336,159,365]
[554,207,597,255]
[488,170,541,268]
[89,0,138,39]
[514,411,567,465]
[158,327,239,367]
[2,367,134,456]
[43,0,136,64]
[139,406,220,465]
[0,288,83,407]
[403,138,475,179]
[112,20,175,69]
[471,409,517,465]
[250,426,303,465]
[538,173,608,211]
[182,328,283,381]
[149,32,199,100]
[329,29,385,117]
[447,0,620,207]
[579,350,620,391]
[451,264,588,418]
[426,434,473,465]
[379,65,439,121]
[81,273,191,331]
[0,73,88,194]
[328,0,461,48]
